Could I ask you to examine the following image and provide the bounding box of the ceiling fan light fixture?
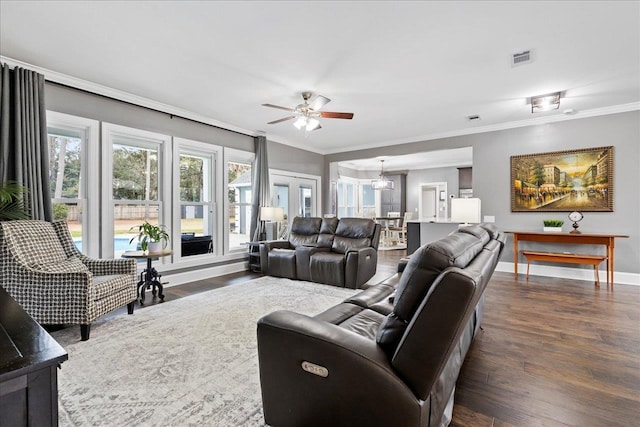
[293,116,307,129]
[306,117,320,131]
[371,160,394,190]
[531,92,561,113]
[263,92,355,131]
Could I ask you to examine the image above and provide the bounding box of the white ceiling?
[1,1,638,155]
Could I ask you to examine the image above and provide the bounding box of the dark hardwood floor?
[141,249,640,426]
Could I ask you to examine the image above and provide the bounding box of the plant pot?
[543,227,563,232]
[147,241,164,253]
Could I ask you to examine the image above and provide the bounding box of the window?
[225,148,254,251]
[337,180,356,217]
[173,138,221,261]
[337,178,376,218]
[102,123,171,259]
[46,112,99,256]
[361,183,376,218]
[270,171,320,239]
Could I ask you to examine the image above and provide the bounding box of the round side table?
[122,250,173,305]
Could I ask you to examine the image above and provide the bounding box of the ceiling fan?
[262,92,354,131]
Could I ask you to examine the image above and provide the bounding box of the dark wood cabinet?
[458,167,472,189]
[380,173,406,216]
[0,286,67,427]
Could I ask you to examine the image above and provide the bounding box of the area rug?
[51,276,358,426]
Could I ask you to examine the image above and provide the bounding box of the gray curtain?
[250,135,270,241]
[0,63,52,221]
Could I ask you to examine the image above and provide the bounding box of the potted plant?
[129,221,170,252]
[0,181,29,221]
[543,219,564,232]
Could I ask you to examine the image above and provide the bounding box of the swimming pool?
[73,237,137,252]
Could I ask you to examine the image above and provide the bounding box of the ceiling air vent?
[511,50,533,66]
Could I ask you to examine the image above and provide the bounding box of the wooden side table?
[122,250,173,304]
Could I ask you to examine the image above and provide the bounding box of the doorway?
[270,171,320,239]
[418,182,447,221]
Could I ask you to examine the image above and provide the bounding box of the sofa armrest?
[81,256,137,276]
[259,240,292,273]
[344,246,378,289]
[257,310,421,426]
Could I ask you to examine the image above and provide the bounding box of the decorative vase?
[543,227,563,232]
[147,241,163,253]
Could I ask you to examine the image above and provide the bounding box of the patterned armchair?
[0,220,137,340]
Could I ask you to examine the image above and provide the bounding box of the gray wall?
[327,111,640,275]
[46,83,253,150]
[268,140,324,178]
[406,166,460,218]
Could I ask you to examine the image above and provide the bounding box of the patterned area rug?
[51,276,358,426]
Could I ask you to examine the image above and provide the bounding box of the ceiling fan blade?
[267,116,296,124]
[262,103,294,112]
[308,95,330,111]
[320,111,354,119]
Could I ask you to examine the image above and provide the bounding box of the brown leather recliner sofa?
[259,217,381,289]
[257,224,505,427]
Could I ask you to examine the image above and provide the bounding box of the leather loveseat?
[257,224,505,427]
[259,217,381,289]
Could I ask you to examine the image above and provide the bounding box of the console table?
[122,250,173,304]
[506,231,628,286]
[0,286,68,426]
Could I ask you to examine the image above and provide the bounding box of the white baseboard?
[160,261,249,288]
[496,261,640,286]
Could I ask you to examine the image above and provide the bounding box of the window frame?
[101,122,172,260]
[46,111,100,257]
[223,147,255,253]
[172,137,223,264]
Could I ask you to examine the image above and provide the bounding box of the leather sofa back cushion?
[289,217,322,248]
[331,218,376,254]
[317,218,339,247]
[291,217,322,235]
[320,217,339,234]
[376,231,484,355]
[457,225,490,245]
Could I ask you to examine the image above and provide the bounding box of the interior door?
[271,173,319,238]
[422,188,437,219]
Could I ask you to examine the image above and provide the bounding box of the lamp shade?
[260,206,285,222]
[451,198,481,224]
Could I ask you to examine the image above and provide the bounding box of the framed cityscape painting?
[511,146,613,212]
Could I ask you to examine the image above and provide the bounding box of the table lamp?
[259,206,285,240]
[451,198,481,226]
